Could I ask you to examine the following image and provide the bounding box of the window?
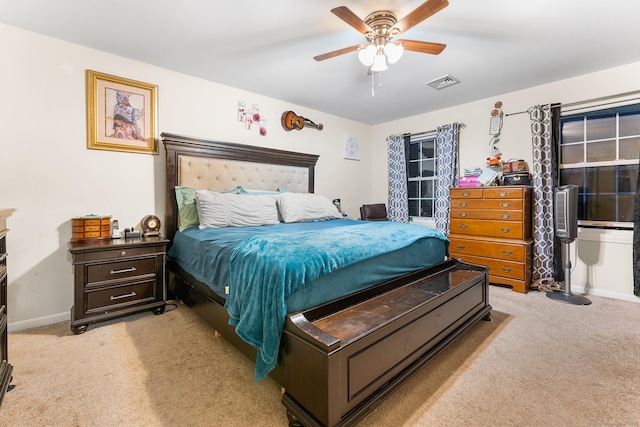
[560,103,640,228]
[407,133,437,219]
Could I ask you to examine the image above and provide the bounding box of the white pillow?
[277,192,342,223]
[196,191,279,228]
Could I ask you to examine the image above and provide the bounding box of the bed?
[162,132,492,427]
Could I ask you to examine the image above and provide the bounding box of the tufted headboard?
[162,132,319,242]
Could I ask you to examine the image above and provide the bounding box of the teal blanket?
[224,221,448,381]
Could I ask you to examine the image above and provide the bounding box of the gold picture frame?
[86,70,158,154]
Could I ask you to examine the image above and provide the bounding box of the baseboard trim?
[8,312,69,333]
[572,286,640,304]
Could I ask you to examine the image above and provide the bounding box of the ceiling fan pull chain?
[371,71,375,97]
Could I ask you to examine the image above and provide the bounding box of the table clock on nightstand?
[68,235,169,334]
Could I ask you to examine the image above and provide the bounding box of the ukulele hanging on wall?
[281,110,323,131]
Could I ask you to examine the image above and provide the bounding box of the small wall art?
[238,101,267,136]
[343,135,360,160]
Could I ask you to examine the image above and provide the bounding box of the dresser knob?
[500,203,511,208]
[459,224,468,230]
[459,203,468,207]
[500,228,511,233]
[459,213,467,217]
[501,214,511,219]
[462,192,470,197]
[120,251,127,256]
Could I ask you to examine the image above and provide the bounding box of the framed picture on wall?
[343,135,360,160]
[85,70,158,154]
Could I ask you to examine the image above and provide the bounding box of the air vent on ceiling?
[426,74,461,90]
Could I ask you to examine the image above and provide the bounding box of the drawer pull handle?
[462,192,471,197]
[502,250,513,256]
[497,192,508,197]
[459,203,468,207]
[501,214,511,219]
[110,267,137,275]
[459,213,467,217]
[500,228,511,233]
[110,291,137,301]
[501,267,512,273]
[500,203,511,208]
[459,224,468,230]
[456,245,465,250]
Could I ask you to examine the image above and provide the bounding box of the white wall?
[0,24,372,331]
[372,62,640,302]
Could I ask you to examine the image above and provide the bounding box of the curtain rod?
[405,122,466,138]
[505,88,640,117]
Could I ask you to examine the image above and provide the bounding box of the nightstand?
[69,236,168,334]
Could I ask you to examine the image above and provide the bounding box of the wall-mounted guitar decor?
[281,110,323,131]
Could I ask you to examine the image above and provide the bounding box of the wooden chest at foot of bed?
[280,258,491,427]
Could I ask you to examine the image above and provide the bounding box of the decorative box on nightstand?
[69,236,169,334]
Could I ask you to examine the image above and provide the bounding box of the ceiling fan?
[314,0,448,71]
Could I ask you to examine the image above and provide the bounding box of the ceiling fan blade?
[331,6,373,35]
[392,0,449,35]
[313,44,361,61]
[398,39,446,55]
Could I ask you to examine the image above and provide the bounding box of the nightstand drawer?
[81,246,161,262]
[86,257,156,284]
[85,279,156,313]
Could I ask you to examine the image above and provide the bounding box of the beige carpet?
[2,286,639,427]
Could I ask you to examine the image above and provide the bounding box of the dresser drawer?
[452,254,525,281]
[483,187,526,199]
[450,218,524,239]
[450,207,523,221]
[450,188,483,199]
[86,257,156,284]
[448,236,526,261]
[85,279,156,313]
[450,198,523,210]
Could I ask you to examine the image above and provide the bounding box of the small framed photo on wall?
[343,135,360,160]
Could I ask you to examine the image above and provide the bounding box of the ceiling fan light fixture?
[371,53,388,72]
[358,44,376,66]
[384,42,404,64]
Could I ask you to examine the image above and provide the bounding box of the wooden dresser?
[0,208,15,407]
[447,186,533,293]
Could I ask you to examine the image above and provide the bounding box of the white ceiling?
[2,0,640,125]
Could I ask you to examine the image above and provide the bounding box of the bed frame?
[162,133,492,427]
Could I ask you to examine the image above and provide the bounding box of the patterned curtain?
[386,134,409,223]
[529,104,561,281]
[634,157,640,296]
[434,123,459,234]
